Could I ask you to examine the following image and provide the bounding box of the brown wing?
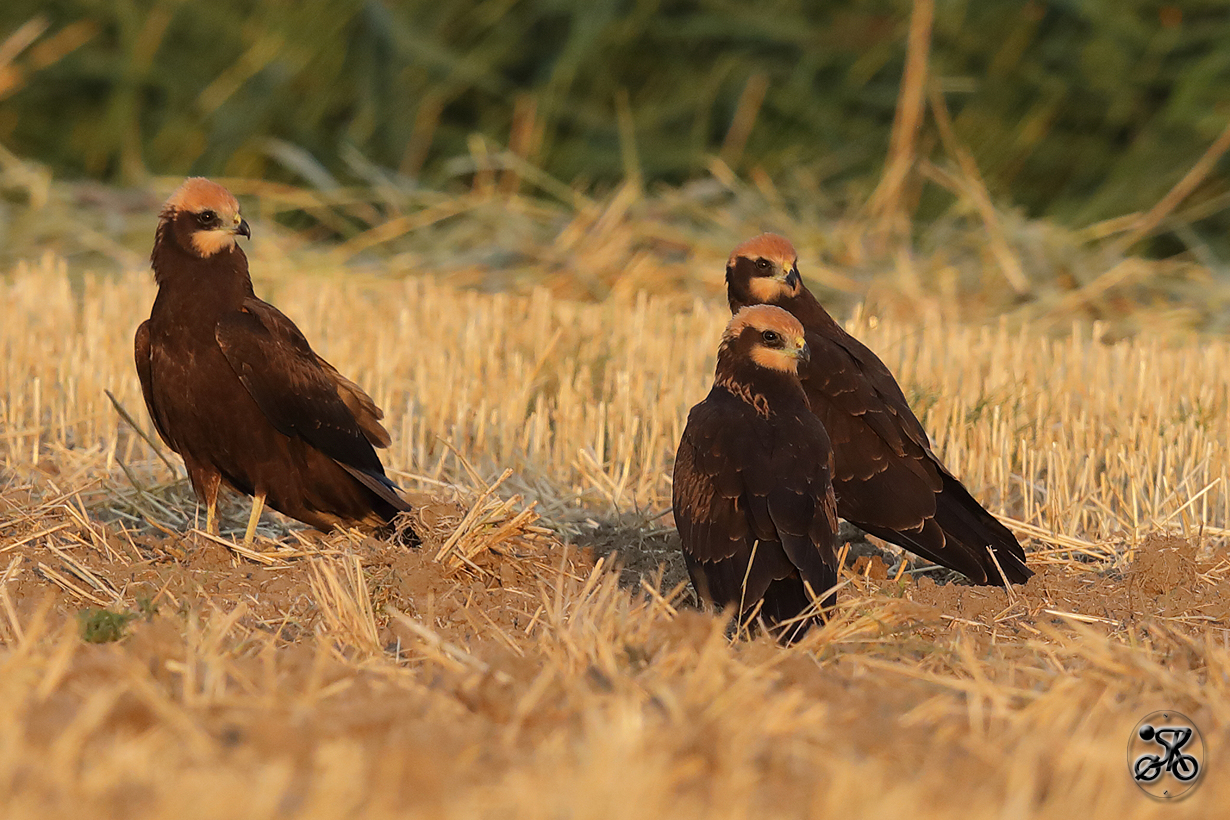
[134,320,174,450]
[673,388,837,631]
[804,329,941,527]
[315,357,391,449]
[214,298,408,512]
[801,308,1031,584]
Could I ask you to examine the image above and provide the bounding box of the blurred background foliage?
[5,0,1230,329]
[3,1,1230,236]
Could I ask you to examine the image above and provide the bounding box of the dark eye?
[761,329,781,345]
[196,209,218,227]
[755,258,771,270]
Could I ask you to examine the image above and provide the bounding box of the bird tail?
[858,470,1031,586]
[756,576,836,645]
[930,469,1032,584]
[339,463,411,513]
[339,463,420,546]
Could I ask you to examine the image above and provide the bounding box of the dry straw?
[3,253,1227,553]
[1,252,1229,817]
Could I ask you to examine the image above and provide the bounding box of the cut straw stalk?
[2,255,1228,568]
[868,0,935,249]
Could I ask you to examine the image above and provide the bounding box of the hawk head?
[725,233,802,307]
[157,178,251,260]
[721,304,810,375]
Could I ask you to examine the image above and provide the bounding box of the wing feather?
[214,298,402,505]
[133,320,174,449]
[315,357,392,448]
[794,296,1031,584]
[803,328,928,450]
[673,389,837,627]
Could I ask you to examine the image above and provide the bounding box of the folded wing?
[214,298,408,513]
[803,321,1030,584]
[674,395,838,633]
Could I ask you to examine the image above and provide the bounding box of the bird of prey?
[724,233,1031,585]
[135,177,415,544]
[673,305,839,642]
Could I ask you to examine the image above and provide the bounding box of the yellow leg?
[192,469,222,536]
[243,492,266,545]
[204,498,219,536]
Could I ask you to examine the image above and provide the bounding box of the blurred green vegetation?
[3,1,1230,254]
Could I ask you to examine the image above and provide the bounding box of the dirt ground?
[2,478,1227,818]
[5,500,1225,654]
[3,260,1229,817]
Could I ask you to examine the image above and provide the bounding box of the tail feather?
[685,555,835,645]
[931,470,1031,584]
[339,464,409,511]
[856,472,1031,586]
[338,464,419,547]
[855,519,993,583]
[758,576,833,644]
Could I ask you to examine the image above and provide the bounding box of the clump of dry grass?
[3,253,1227,556]
[5,166,1230,336]
[2,251,1228,817]
[0,524,1227,817]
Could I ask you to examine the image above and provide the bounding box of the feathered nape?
[728,233,797,267]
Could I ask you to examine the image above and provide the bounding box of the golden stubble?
[3,253,1228,545]
[2,253,1229,818]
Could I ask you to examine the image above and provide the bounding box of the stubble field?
[2,231,1229,817]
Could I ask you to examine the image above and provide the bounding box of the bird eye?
[755,259,771,270]
[761,329,781,345]
[196,209,218,227]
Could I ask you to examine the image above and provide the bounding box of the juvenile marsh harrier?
[673,305,839,642]
[724,233,1030,585]
[135,178,415,544]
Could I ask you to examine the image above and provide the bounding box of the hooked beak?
[784,266,801,290]
[794,340,810,364]
[235,218,251,239]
